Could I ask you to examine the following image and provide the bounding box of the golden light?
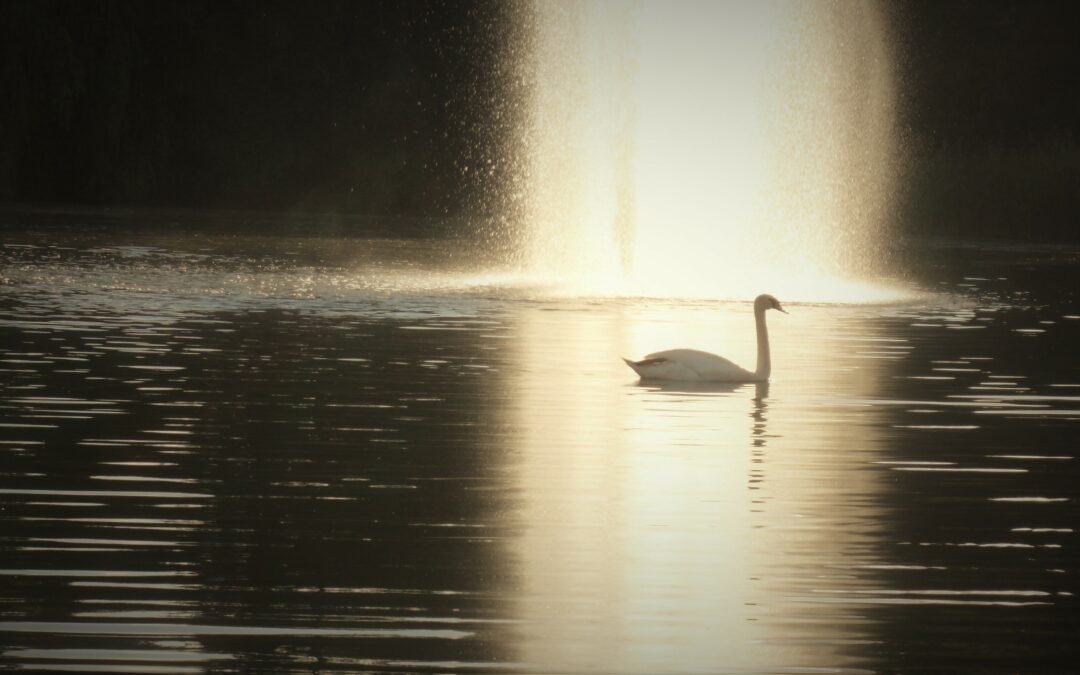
[512,0,901,303]
[502,301,893,671]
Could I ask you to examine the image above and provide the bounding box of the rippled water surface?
[1,214,1078,673]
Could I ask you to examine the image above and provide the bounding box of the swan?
[623,294,787,382]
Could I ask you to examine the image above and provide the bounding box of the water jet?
[504,0,899,302]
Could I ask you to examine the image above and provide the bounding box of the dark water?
[1,216,1078,673]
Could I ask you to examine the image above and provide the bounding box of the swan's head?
[754,293,787,314]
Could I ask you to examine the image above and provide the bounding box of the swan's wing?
[623,355,702,381]
[643,348,735,366]
[627,349,754,381]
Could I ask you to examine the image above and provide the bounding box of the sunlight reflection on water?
[0,226,1078,673]
[505,303,894,672]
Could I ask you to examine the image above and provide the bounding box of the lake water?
[1,212,1078,673]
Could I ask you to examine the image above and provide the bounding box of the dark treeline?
[0,0,513,215]
[1,0,1078,238]
[895,0,1080,239]
[898,0,1080,151]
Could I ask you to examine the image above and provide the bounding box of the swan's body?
[622,348,757,382]
[623,294,786,383]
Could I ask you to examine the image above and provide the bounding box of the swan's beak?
[776,304,788,314]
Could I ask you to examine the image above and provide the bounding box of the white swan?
[623,294,787,382]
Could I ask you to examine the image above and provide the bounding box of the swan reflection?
[637,379,770,400]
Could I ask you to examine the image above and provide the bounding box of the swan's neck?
[754,307,770,380]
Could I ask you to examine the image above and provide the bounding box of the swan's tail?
[621,357,643,377]
[623,356,667,377]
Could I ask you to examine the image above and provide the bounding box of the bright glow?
[504,302,892,671]
[514,0,899,303]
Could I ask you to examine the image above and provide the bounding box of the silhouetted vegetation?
[895,0,1080,240]
[900,135,1080,241]
[0,0,511,216]
[2,0,1078,239]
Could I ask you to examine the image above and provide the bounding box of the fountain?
[504,0,899,301]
